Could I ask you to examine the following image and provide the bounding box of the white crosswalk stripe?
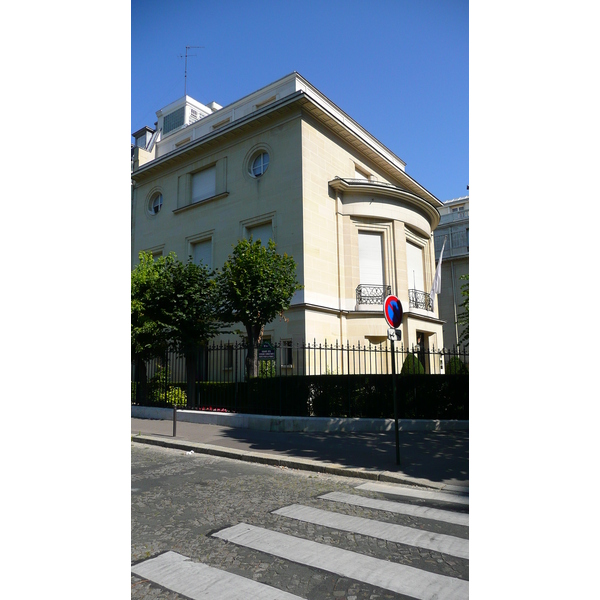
[131,551,304,599]
[319,490,469,526]
[213,523,468,600]
[272,503,468,559]
[356,482,470,505]
[134,481,468,599]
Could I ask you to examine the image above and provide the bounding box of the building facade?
[131,73,446,372]
[433,196,469,350]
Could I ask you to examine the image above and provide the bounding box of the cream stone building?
[131,72,445,370]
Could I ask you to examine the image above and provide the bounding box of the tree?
[456,274,469,347]
[216,238,302,379]
[131,252,221,405]
[131,252,173,403]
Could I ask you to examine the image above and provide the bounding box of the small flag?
[430,237,446,308]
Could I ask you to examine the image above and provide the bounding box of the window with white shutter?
[358,231,384,286]
[191,166,216,204]
[247,222,273,245]
[406,242,425,291]
[192,239,212,269]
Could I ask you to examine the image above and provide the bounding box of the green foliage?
[217,238,302,377]
[131,252,221,360]
[148,365,187,406]
[258,360,277,378]
[400,353,425,374]
[131,252,172,360]
[165,387,187,407]
[446,356,469,374]
[456,274,469,346]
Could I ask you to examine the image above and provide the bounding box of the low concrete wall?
[131,406,468,433]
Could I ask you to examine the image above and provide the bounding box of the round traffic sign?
[383,295,403,329]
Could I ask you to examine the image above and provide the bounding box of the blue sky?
[132,0,468,202]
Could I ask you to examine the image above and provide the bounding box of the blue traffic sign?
[383,295,403,329]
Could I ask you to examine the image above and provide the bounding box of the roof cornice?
[328,177,441,229]
[132,73,441,208]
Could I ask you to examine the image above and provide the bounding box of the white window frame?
[250,152,270,177]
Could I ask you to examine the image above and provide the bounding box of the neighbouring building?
[433,195,469,350]
[131,72,446,373]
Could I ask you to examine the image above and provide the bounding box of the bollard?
[173,404,177,437]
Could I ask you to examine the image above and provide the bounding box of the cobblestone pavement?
[132,443,469,599]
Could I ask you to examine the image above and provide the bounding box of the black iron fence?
[131,340,468,420]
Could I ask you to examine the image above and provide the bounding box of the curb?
[131,434,468,494]
[132,406,469,434]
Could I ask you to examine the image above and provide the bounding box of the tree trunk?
[245,325,264,380]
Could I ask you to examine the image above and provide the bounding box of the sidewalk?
[131,416,469,492]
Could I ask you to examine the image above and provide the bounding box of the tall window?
[358,231,384,286]
[192,166,216,204]
[406,242,425,291]
[282,340,293,367]
[192,239,212,269]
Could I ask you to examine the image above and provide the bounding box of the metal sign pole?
[384,295,403,467]
[391,338,400,465]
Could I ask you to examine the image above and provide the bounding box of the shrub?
[400,353,425,374]
[446,357,468,375]
[148,365,187,406]
[165,386,187,407]
[258,359,276,378]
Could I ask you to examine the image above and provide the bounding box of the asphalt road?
[132,443,469,599]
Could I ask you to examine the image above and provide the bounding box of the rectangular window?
[282,340,293,367]
[247,222,273,245]
[192,166,216,204]
[406,242,425,291]
[358,231,384,286]
[224,344,234,369]
[191,239,212,269]
[451,230,468,249]
[163,107,185,134]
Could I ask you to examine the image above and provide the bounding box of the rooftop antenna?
[179,45,204,96]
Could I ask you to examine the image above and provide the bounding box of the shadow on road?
[218,427,469,485]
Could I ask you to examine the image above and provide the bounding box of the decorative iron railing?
[409,289,433,311]
[356,284,391,305]
[131,340,469,419]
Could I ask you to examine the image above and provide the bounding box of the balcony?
[439,209,469,225]
[356,284,391,307]
[409,289,433,311]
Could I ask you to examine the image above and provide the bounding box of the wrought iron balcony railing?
[409,289,433,311]
[356,284,391,305]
